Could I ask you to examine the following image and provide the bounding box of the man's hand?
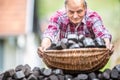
[37,38,52,58]
[104,38,114,54]
[37,47,45,58]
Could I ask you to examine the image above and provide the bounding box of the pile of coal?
[47,34,106,50]
[0,64,120,80]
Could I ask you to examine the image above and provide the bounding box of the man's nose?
[73,12,79,18]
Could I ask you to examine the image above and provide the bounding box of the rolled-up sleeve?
[42,23,59,42]
[42,12,61,42]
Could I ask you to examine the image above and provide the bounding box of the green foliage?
[100,60,111,72]
[87,0,120,41]
[37,0,64,18]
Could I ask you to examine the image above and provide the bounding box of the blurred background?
[0,0,120,72]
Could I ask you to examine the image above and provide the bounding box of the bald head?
[65,0,87,8]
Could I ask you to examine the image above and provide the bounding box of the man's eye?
[77,10,83,14]
[69,11,74,14]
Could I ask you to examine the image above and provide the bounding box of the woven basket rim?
[44,48,109,53]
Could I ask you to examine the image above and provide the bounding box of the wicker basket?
[43,48,112,73]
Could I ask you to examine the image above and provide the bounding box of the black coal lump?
[77,74,88,80]
[42,77,50,80]
[97,73,103,80]
[91,78,100,80]
[32,70,40,78]
[43,69,52,76]
[67,40,77,48]
[24,64,32,77]
[21,78,27,80]
[0,73,4,80]
[38,75,44,80]
[24,64,31,70]
[78,42,84,48]
[78,34,85,42]
[39,68,45,74]
[69,44,80,49]
[53,69,64,75]
[94,37,106,48]
[83,37,95,48]
[14,70,25,79]
[27,74,37,80]
[110,68,119,79]
[49,75,59,80]
[114,64,120,73]
[15,64,25,72]
[54,41,63,50]
[67,34,78,43]
[58,75,65,80]
[88,72,96,80]
[118,75,120,80]
[32,67,41,77]
[64,74,73,80]
[6,77,12,80]
[102,70,110,79]
[3,69,15,78]
[61,38,68,49]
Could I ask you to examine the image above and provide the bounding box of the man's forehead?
[67,0,85,4]
[66,0,85,7]
[66,0,85,10]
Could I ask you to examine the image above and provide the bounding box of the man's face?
[65,0,86,24]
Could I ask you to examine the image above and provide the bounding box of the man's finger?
[37,47,44,58]
[111,44,114,52]
[37,50,42,58]
[109,44,114,55]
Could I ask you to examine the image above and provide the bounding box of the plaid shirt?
[43,9,112,42]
